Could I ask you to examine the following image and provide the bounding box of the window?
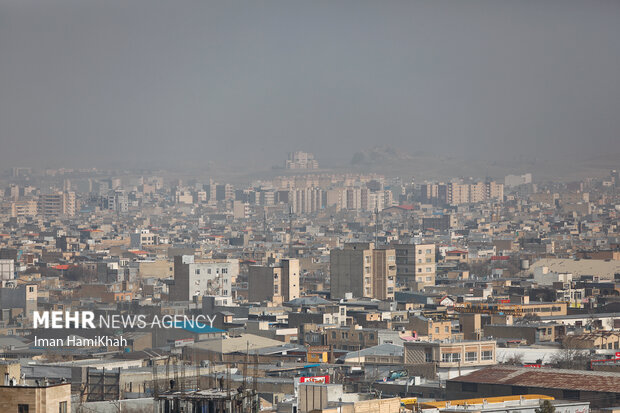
[441,352,461,363]
[418,250,422,254]
[359,333,363,340]
[418,268,422,273]
[426,249,432,254]
[425,352,433,362]
[221,268,228,274]
[207,268,212,274]
[465,352,477,362]
[445,326,449,333]
[426,258,432,263]
[435,327,439,333]
[332,331,336,339]
[481,350,493,360]
[28,286,34,293]
[426,267,432,272]
[59,402,67,413]
[369,333,374,340]
[195,269,200,275]
[18,405,29,413]
[340,308,345,315]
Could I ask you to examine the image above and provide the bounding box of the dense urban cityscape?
[2,0,620,412]
[0,152,618,412]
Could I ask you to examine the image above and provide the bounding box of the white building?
[0,260,15,280]
[533,266,572,286]
[169,255,238,301]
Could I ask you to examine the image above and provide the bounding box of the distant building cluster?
[285,151,319,170]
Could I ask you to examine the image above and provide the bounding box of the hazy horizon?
[1,0,619,169]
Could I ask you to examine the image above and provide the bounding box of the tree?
[549,336,590,370]
[503,353,524,365]
[535,400,556,413]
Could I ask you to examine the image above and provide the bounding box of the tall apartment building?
[423,182,504,205]
[216,184,234,201]
[372,248,396,300]
[169,255,238,301]
[330,242,396,300]
[248,259,300,304]
[9,198,38,218]
[289,188,323,214]
[391,243,436,290]
[103,190,128,213]
[38,191,77,217]
[285,151,319,169]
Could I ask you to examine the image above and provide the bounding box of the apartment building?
[285,151,319,169]
[38,191,77,217]
[391,243,436,290]
[0,383,71,413]
[404,339,497,379]
[169,255,238,301]
[422,182,504,205]
[248,259,300,304]
[325,325,402,350]
[330,243,396,300]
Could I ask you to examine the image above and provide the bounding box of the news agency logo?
[33,311,220,331]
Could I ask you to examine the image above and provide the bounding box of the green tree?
[535,400,556,413]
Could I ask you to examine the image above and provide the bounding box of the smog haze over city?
[1,2,620,412]
[1,0,620,179]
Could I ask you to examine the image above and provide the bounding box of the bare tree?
[549,336,590,370]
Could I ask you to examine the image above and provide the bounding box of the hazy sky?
[1,0,619,168]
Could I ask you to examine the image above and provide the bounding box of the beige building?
[38,191,77,217]
[392,243,436,290]
[404,339,497,368]
[0,383,71,413]
[330,243,396,300]
[372,249,396,300]
[248,258,300,304]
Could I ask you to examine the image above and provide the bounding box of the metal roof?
[450,366,620,393]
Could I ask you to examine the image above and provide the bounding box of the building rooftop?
[450,365,620,393]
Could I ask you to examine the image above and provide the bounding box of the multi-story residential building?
[169,255,238,301]
[130,229,159,249]
[0,259,15,281]
[391,243,436,290]
[289,188,323,214]
[9,198,38,218]
[103,190,128,213]
[0,382,71,413]
[422,182,504,205]
[404,339,497,379]
[330,242,396,300]
[372,248,396,300]
[330,242,374,299]
[325,325,402,350]
[408,315,453,341]
[285,151,319,169]
[248,259,300,304]
[38,191,76,217]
